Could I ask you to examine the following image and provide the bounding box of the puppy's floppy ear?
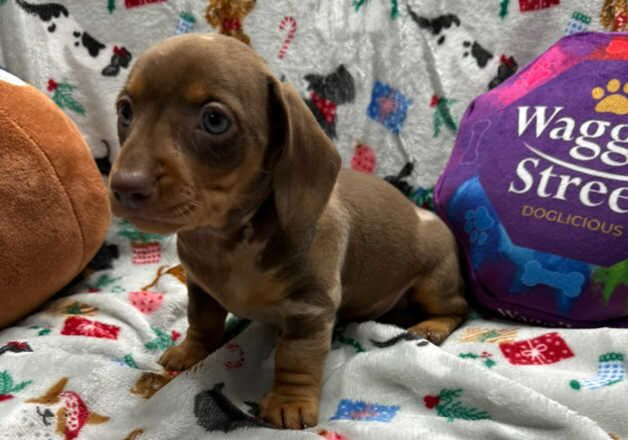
[267,78,341,235]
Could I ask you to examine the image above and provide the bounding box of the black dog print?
[407,8,460,45]
[384,162,415,196]
[102,46,133,77]
[304,64,355,139]
[72,31,106,58]
[463,41,494,68]
[16,0,67,33]
[194,383,271,433]
[488,55,518,89]
[95,140,112,176]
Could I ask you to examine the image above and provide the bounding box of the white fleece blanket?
[0,1,627,439]
[0,219,625,440]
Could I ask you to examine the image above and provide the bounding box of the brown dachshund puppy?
[109,34,468,429]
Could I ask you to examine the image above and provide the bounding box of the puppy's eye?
[117,100,133,127]
[201,109,231,135]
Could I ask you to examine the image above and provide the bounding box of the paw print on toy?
[464,206,495,246]
[592,79,628,115]
[448,177,591,314]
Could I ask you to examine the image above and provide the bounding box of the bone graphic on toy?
[521,260,585,298]
[461,119,491,164]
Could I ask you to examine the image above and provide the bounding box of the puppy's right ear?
[266,78,341,238]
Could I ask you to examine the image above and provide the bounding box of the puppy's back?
[332,170,457,315]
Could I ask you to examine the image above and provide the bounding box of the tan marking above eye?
[125,75,145,98]
[185,82,210,103]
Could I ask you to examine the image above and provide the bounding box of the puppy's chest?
[179,235,287,322]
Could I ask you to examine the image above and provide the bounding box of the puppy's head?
[109,34,340,236]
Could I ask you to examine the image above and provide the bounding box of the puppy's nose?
[110,170,157,210]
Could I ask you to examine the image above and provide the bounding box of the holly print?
[61,316,120,340]
[423,389,491,422]
[0,370,32,401]
[499,0,510,18]
[430,94,457,137]
[86,274,123,292]
[144,327,179,351]
[459,351,496,368]
[351,143,376,173]
[47,79,85,115]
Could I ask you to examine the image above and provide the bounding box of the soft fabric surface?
[1,1,627,439]
[0,68,110,328]
[0,220,625,439]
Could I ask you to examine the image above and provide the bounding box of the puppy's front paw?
[158,339,212,371]
[408,321,451,345]
[259,391,319,429]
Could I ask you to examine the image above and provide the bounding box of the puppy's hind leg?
[159,282,227,371]
[406,254,469,345]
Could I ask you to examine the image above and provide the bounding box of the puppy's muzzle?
[110,170,159,210]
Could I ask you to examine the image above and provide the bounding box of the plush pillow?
[434,32,628,327]
[0,68,111,328]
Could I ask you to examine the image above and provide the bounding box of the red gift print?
[500,332,573,365]
[132,242,161,265]
[125,0,166,8]
[61,317,120,340]
[519,0,559,12]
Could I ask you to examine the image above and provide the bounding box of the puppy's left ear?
[267,78,341,236]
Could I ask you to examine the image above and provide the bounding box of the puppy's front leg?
[260,313,334,429]
[159,282,227,371]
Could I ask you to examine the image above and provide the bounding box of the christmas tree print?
[570,353,624,391]
[431,94,457,137]
[0,0,7,6]
[0,370,32,401]
[107,0,115,13]
[423,388,491,422]
[47,79,85,116]
[144,327,180,351]
[353,0,399,19]
[592,259,628,305]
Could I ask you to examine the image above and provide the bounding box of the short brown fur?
[109,33,468,429]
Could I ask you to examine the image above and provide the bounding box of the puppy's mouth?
[111,199,199,234]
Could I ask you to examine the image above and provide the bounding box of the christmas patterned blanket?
[1,0,627,439]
